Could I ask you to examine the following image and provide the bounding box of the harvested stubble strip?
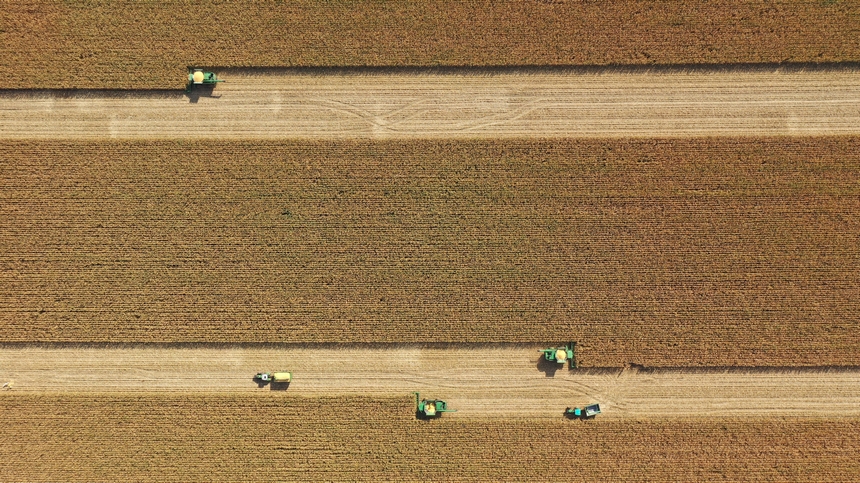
[2,0,860,89]
[1,138,858,366]
[0,394,858,482]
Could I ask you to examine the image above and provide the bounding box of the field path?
[2,69,859,139]
[2,346,858,418]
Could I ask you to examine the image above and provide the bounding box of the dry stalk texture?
[0,394,858,482]
[1,0,859,88]
[1,138,858,366]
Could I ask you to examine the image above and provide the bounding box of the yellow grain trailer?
[254,372,292,383]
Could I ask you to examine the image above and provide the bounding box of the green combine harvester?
[539,342,577,369]
[565,403,601,419]
[413,392,455,419]
[186,68,223,91]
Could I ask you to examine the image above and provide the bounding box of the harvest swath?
[2,0,859,88]
[1,138,858,366]
[1,394,857,482]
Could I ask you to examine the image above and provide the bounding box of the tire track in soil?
[2,69,859,139]
[1,346,858,419]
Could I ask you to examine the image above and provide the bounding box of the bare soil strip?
[2,346,857,418]
[2,70,859,139]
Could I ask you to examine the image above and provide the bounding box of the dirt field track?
[2,346,858,418]
[3,69,860,139]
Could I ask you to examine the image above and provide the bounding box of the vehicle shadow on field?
[269,381,290,391]
[222,61,860,79]
[0,89,182,100]
[536,357,563,378]
[185,85,220,104]
[252,377,291,391]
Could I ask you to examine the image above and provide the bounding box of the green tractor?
[539,342,576,369]
[413,392,455,419]
[565,403,601,419]
[186,68,223,91]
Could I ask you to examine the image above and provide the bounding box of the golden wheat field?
[1,394,858,482]
[1,138,858,366]
[2,1,860,480]
[2,0,859,88]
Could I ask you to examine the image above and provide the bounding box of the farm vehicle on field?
[254,372,292,384]
[565,403,601,419]
[540,342,576,369]
[186,68,223,92]
[414,392,455,419]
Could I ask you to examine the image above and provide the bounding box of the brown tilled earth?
[2,70,860,138]
[1,138,858,366]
